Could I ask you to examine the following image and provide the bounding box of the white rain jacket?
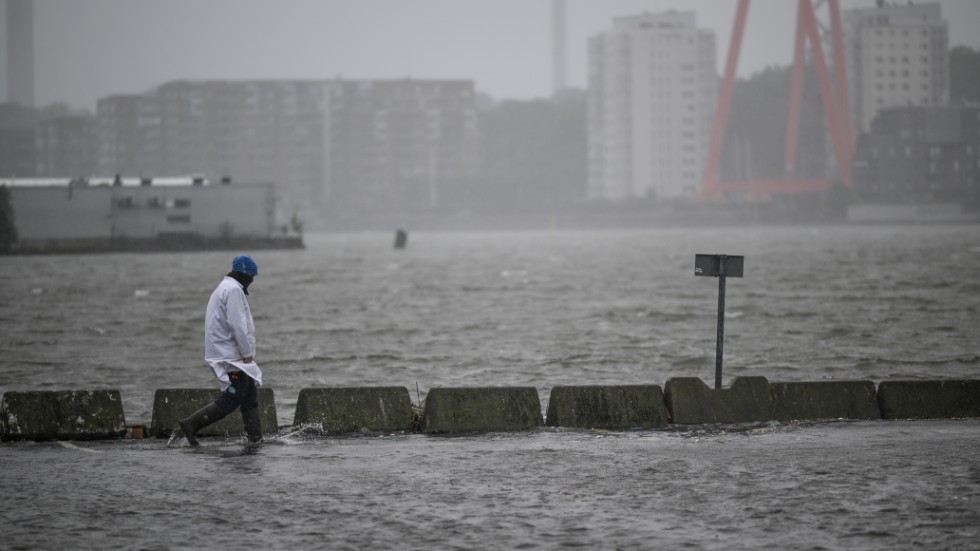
[204,276,263,391]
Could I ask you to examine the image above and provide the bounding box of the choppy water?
[2,225,980,549]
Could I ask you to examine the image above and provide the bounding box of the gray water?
[2,225,980,549]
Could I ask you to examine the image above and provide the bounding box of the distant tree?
[475,90,588,211]
[0,186,18,253]
[719,64,827,183]
[950,46,980,104]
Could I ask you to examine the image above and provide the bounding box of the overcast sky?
[3,0,979,110]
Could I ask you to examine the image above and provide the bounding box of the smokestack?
[6,0,35,106]
[551,0,567,95]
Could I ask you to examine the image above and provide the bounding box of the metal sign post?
[695,254,744,389]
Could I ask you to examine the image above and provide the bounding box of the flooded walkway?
[3,420,979,550]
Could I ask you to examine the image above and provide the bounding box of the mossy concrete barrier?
[293,387,414,433]
[771,381,881,421]
[149,388,278,438]
[422,387,542,434]
[545,385,669,429]
[1,390,127,441]
[664,377,775,425]
[877,379,980,419]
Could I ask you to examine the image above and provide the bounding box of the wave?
[671,355,713,369]
[535,354,627,368]
[853,354,980,368]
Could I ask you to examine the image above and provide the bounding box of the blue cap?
[232,255,258,276]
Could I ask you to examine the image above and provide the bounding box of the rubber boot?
[178,402,229,447]
[243,406,263,443]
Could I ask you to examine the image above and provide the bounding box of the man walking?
[179,255,264,446]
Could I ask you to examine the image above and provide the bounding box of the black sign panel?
[694,254,744,278]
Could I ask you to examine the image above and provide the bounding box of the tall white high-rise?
[843,2,948,135]
[6,0,35,106]
[588,11,716,201]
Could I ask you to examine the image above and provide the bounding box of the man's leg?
[240,376,263,443]
[178,372,246,446]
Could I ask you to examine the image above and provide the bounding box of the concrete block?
[771,381,881,421]
[545,385,669,429]
[1,390,127,441]
[664,376,775,425]
[293,387,414,433]
[149,388,278,438]
[877,380,980,419]
[422,387,542,434]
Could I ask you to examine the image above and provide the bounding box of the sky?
[2,0,980,111]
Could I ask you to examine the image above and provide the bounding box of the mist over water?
[1,225,978,424]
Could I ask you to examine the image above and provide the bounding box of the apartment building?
[853,105,979,204]
[35,114,95,177]
[843,2,948,134]
[322,79,482,214]
[97,81,327,216]
[94,79,482,220]
[588,11,717,201]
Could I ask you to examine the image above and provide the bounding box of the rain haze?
[0,0,978,108]
[2,2,980,550]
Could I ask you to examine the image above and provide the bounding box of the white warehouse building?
[2,177,298,253]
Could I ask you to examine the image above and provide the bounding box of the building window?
[167,198,191,209]
[167,214,191,224]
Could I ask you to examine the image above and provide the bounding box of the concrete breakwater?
[2,378,979,441]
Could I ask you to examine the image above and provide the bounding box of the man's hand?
[242,356,254,363]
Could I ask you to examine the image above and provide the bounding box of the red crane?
[702,0,854,198]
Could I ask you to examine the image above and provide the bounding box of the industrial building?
[2,177,300,253]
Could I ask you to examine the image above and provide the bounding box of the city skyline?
[2,0,979,111]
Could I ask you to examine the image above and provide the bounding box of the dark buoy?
[394,229,408,250]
